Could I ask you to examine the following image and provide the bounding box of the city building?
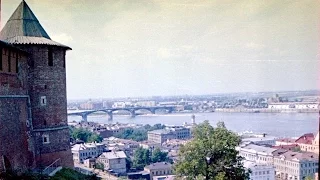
[139,141,162,150]
[83,158,96,168]
[273,151,319,180]
[148,129,177,144]
[295,132,319,154]
[166,126,191,139]
[275,138,297,146]
[148,126,191,144]
[96,150,127,174]
[242,135,277,146]
[71,142,105,163]
[0,0,73,171]
[237,143,278,165]
[135,101,156,107]
[243,160,275,180]
[144,162,173,179]
[103,137,140,157]
[268,102,319,110]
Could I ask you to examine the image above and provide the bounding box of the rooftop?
[238,144,277,155]
[243,160,275,169]
[0,0,71,49]
[274,151,319,162]
[295,133,315,144]
[71,142,104,151]
[145,162,172,170]
[99,151,127,159]
[148,129,175,135]
[242,136,276,142]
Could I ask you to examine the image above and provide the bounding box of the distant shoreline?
[71,108,319,117]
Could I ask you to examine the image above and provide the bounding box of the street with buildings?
[69,113,319,180]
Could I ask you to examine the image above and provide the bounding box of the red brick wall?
[15,45,73,168]
[0,45,33,172]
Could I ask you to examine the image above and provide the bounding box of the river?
[68,112,319,138]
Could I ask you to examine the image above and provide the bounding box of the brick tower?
[0,1,73,168]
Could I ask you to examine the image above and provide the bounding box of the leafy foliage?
[51,168,99,180]
[133,147,151,169]
[114,124,165,142]
[0,170,49,180]
[174,120,250,180]
[151,148,169,163]
[95,163,104,171]
[0,168,99,180]
[132,146,170,170]
[71,128,103,143]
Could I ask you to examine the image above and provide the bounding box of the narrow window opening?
[48,48,53,66]
[42,134,50,144]
[40,96,47,106]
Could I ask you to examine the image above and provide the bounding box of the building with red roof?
[295,132,319,154]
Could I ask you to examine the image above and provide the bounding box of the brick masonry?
[0,43,73,171]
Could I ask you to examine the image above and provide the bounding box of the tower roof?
[0,1,71,49]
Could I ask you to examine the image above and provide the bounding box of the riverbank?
[214,108,318,113]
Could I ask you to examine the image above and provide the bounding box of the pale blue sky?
[2,0,320,99]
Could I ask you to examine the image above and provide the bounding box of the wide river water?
[68,112,319,138]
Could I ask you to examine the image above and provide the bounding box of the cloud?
[51,33,73,44]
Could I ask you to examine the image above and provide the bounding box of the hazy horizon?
[2,0,320,99]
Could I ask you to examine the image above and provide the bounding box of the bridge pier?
[107,112,113,121]
[130,110,136,118]
[81,114,88,122]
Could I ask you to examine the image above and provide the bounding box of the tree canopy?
[151,147,169,163]
[114,124,166,142]
[174,120,250,180]
[71,128,103,143]
[132,146,170,170]
[133,147,151,169]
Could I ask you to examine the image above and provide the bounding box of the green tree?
[114,124,166,142]
[51,168,99,180]
[133,147,151,169]
[126,157,133,170]
[95,163,104,171]
[151,148,168,163]
[71,128,102,143]
[174,121,250,180]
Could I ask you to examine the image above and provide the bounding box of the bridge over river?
[67,106,175,122]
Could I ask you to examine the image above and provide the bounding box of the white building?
[135,101,156,107]
[148,126,191,144]
[243,160,275,180]
[274,151,319,180]
[71,142,105,163]
[242,136,277,146]
[112,102,126,108]
[96,150,127,174]
[237,143,277,165]
[144,162,173,180]
[268,102,319,110]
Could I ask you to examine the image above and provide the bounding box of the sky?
[2,0,320,99]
